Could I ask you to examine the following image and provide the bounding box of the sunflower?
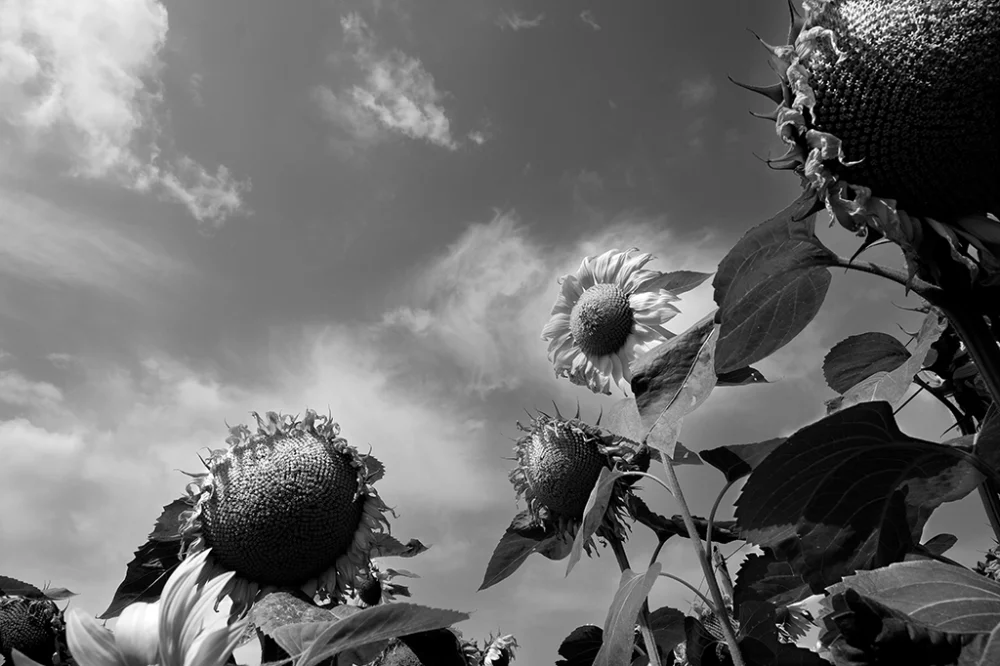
[738,0,1000,277]
[176,410,391,617]
[0,597,63,666]
[65,549,248,666]
[352,562,414,608]
[509,406,641,553]
[481,633,518,666]
[542,248,681,395]
[368,628,474,666]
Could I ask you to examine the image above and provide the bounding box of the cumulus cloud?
[315,13,458,150]
[380,210,722,395]
[496,11,544,31]
[0,0,250,226]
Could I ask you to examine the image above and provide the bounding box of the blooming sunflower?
[509,406,642,553]
[0,597,64,666]
[739,0,1000,278]
[480,633,518,666]
[177,410,391,617]
[542,248,682,395]
[65,549,248,666]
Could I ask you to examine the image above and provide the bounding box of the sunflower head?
[741,0,1000,275]
[0,597,62,666]
[509,406,638,550]
[370,629,473,666]
[481,633,518,666]
[179,409,391,615]
[542,248,681,395]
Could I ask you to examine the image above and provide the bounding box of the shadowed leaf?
[147,497,191,541]
[0,577,44,598]
[827,311,947,414]
[736,402,989,593]
[555,625,605,666]
[369,536,430,559]
[648,607,686,659]
[699,438,786,483]
[646,270,714,296]
[823,332,910,394]
[251,591,337,637]
[717,366,769,387]
[713,189,833,374]
[733,551,812,616]
[632,313,719,459]
[594,564,662,666]
[920,534,958,557]
[271,603,469,666]
[567,468,626,576]
[479,511,571,590]
[629,496,740,544]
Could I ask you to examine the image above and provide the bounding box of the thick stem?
[933,298,1000,541]
[609,539,663,666]
[659,457,745,666]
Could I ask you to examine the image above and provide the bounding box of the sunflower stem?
[658,456,746,666]
[658,572,715,609]
[609,538,663,666]
[932,297,1000,542]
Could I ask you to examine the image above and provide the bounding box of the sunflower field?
[3,1,1000,665]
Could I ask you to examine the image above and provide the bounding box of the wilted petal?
[541,313,571,341]
[66,609,126,666]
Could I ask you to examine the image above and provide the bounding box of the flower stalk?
[658,457,745,666]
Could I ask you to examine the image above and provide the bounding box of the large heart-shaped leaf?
[826,311,947,414]
[594,564,662,666]
[555,625,607,666]
[713,189,833,373]
[733,551,812,617]
[822,332,910,394]
[567,468,625,576]
[479,511,572,590]
[631,313,719,459]
[735,402,986,592]
[647,607,686,659]
[272,603,469,666]
[0,577,75,601]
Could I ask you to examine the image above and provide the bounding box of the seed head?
[0,598,60,666]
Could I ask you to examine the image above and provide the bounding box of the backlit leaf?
[272,603,469,666]
[645,270,714,296]
[567,468,625,576]
[594,564,662,666]
[713,189,833,373]
[631,313,719,459]
[735,402,986,593]
[827,310,947,414]
[823,332,910,394]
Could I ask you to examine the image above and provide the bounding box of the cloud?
[188,73,204,107]
[678,76,717,107]
[0,0,250,226]
[496,11,544,31]
[0,370,63,410]
[380,209,722,395]
[0,187,188,297]
[316,13,458,150]
[580,10,601,31]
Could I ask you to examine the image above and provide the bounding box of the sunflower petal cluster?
[742,0,1000,279]
[176,409,391,617]
[542,248,682,395]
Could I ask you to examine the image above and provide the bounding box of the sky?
[0,0,995,664]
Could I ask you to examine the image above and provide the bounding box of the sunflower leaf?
[567,468,626,577]
[716,366,770,386]
[0,577,44,598]
[644,270,714,296]
[273,602,470,666]
[555,625,606,666]
[713,188,833,374]
[252,591,337,637]
[699,438,786,483]
[647,607,686,658]
[147,497,191,542]
[735,402,987,593]
[733,551,812,617]
[631,313,719,460]
[369,535,430,559]
[99,538,182,619]
[822,332,911,394]
[826,311,947,414]
[594,564,662,666]
[628,495,740,544]
[920,534,958,557]
[479,512,570,591]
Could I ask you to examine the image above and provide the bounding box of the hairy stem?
[609,538,663,666]
[658,572,714,609]
[659,457,745,666]
[705,478,737,557]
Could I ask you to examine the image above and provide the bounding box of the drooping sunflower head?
[509,406,639,550]
[179,409,391,616]
[0,597,62,666]
[741,0,1000,273]
[481,633,518,666]
[369,628,475,666]
[353,561,412,608]
[542,248,681,395]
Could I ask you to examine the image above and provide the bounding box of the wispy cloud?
[0,0,250,226]
[188,73,205,107]
[580,10,601,31]
[0,187,189,298]
[678,76,717,107]
[316,13,458,151]
[496,11,544,31]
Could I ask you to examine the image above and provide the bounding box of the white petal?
[613,250,652,288]
[541,314,571,341]
[182,621,247,666]
[603,249,634,285]
[115,602,160,666]
[178,572,237,659]
[66,608,126,666]
[592,249,619,282]
[11,650,50,666]
[576,256,598,290]
[629,293,681,324]
[560,273,584,301]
